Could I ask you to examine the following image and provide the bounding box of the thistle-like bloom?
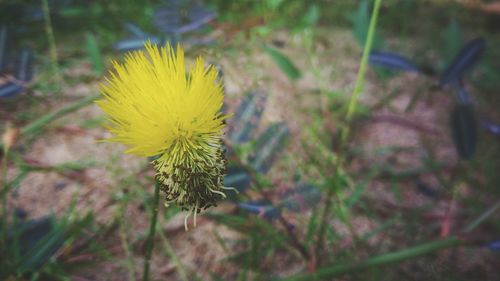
[97,43,229,226]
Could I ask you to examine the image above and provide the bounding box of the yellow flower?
[97,43,230,226]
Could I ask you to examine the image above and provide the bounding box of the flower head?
[97,43,229,220]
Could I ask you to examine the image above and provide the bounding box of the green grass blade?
[85,32,104,76]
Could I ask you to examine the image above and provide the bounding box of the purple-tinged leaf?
[153,0,215,35]
[455,81,472,105]
[113,37,162,52]
[124,22,148,38]
[238,200,280,220]
[178,8,215,34]
[482,120,500,137]
[440,38,485,87]
[228,91,266,144]
[485,240,500,251]
[450,104,477,160]
[153,8,181,34]
[176,18,213,35]
[369,51,420,73]
[0,81,24,99]
[15,48,33,82]
[249,122,289,174]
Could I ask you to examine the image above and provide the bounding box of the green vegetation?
[1,0,499,280]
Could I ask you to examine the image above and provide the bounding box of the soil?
[2,26,499,280]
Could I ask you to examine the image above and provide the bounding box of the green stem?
[280,237,461,281]
[1,146,9,245]
[315,0,383,258]
[464,199,500,232]
[41,0,62,85]
[1,169,28,198]
[344,0,382,125]
[143,181,161,281]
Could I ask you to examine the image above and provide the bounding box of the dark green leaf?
[296,4,320,30]
[347,0,384,48]
[85,32,104,75]
[0,25,7,72]
[1,212,95,279]
[263,45,301,81]
[444,19,462,62]
[450,104,477,160]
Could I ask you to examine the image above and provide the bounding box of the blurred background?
[1,0,500,280]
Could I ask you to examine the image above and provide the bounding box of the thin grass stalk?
[22,94,100,136]
[279,236,462,281]
[41,0,62,87]
[158,227,190,281]
[0,93,99,151]
[315,0,383,260]
[118,201,136,281]
[0,145,8,245]
[345,0,383,125]
[142,181,161,281]
[464,199,500,232]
